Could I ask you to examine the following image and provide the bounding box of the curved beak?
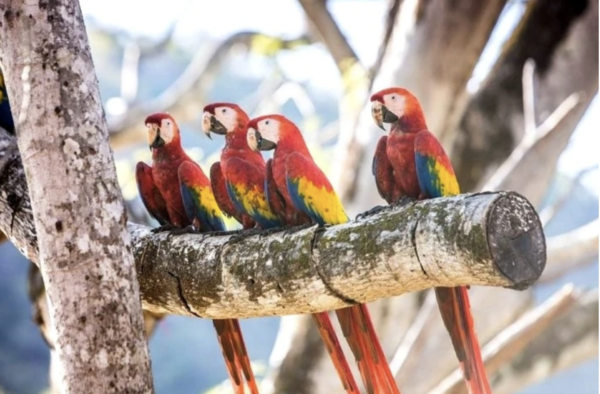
[381,105,399,124]
[147,124,165,150]
[247,128,276,151]
[372,102,399,132]
[201,112,227,140]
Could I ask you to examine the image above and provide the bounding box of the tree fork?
[0,129,546,318]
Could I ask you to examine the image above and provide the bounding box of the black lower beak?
[208,116,227,138]
[150,130,165,150]
[256,131,276,151]
[381,105,399,123]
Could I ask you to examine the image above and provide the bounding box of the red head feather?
[247,115,271,131]
[144,112,182,151]
[248,114,296,131]
[145,112,175,125]
[203,102,244,117]
[248,114,310,157]
[370,87,427,133]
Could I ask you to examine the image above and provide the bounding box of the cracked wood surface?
[0,127,546,318]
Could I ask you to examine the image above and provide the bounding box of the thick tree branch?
[132,191,545,319]
[0,130,546,318]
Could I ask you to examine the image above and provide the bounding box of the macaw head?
[144,113,179,150]
[202,102,249,139]
[246,114,289,152]
[370,87,425,133]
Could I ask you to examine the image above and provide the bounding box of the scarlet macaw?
[247,114,401,394]
[201,102,280,230]
[204,103,360,393]
[370,87,491,394]
[135,113,259,394]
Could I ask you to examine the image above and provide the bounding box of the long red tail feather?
[336,305,401,394]
[312,312,361,393]
[435,286,491,394]
[213,319,260,394]
[227,319,260,394]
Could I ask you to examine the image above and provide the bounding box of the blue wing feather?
[180,182,225,232]
[415,152,442,198]
[414,130,460,198]
[226,181,245,216]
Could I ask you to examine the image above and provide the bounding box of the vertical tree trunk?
[0,0,154,393]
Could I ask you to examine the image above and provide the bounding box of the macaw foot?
[151,223,177,234]
[257,226,287,237]
[355,205,389,220]
[205,229,242,237]
[394,196,416,207]
[167,225,198,237]
[284,223,313,235]
[193,229,241,243]
[228,228,264,245]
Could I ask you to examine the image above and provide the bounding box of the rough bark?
[451,0,598,194]
[0,134,546,318]
[0,1,153,393]
[28,261,164,393]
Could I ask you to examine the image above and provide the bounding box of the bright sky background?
[79,0,599,196]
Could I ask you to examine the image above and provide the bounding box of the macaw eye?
[391,95,396,100]
[221,108,227,114]
[265,120,270,125]
[166,120,171,126]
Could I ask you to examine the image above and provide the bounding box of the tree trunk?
[0,0,153,392]
[451,0,598,196]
